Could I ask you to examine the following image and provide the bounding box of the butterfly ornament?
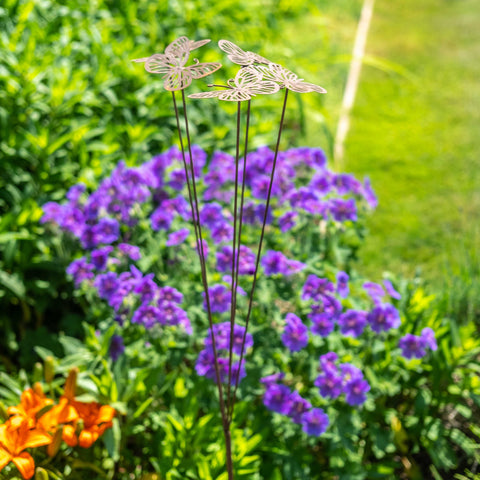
[252,63,327,94]
[218,39,273,67]
[188,67,280,102]
[133,36,222,91]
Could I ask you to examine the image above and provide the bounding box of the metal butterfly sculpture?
[252,63,327,94]
[188,67,280,102]
[218,39,272,67]
[133,36,222,91]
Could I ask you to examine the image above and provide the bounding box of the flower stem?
[172,91,230,445]
[230,88,289,413]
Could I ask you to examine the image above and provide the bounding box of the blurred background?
[0,0,478,366]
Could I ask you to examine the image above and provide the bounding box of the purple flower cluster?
[281,313,309,352]
[301,273,402,339]
[398,327,437,359]
[261,375,328,436]
[195,322,253,384]
[314,353,370,406]
[261,250,305,277]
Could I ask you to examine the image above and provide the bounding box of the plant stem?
[231,88,289,412]
[172,90,230,440]
[227,99,251,422]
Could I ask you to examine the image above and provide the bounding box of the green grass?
[342,0,480,283]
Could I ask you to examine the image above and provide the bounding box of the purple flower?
[329,198,357,222]
[336,271,349,298]
[109,334,125,362]
[398,333,427,359]
[319,352,338,371]
[260,372,285,386]
[367,304,401,333]
[263,383,292,414]
[66,258,94,286]
[363,282,385,304]
[302,275,334,302]
[286,259,306,274]
[287,391,312,424]
[150,207,174,231]
[131,305,161,328]
[204,322,253,355]
[94,272,120,304]
[118,243,141,261]
[41,202,63,225]
[91,246,114,271]
[216,246,255,275]
[133,274,158,304]
[157,286,183,304]
[281,313,309,352]
[337,310,368,337]
[158,301,188,327]
[332,173,362,195]
[309,172,332,196]
[261,250,304,276]
[301,408,329,436]
[203,284,231,314]
[278,211,298,232]
[312,295,342,320]
[200,202,226,229]
[314,369,343,399]
[343,376,370,406]
[362,177,378,209]
[309,311,335,337]
[93,217,120,245]
[211,221,234,244]
[383,279,401,300]
[66,183,86,204]
[195,349,216,379]
[421,327,437,351]
[166,228,189,246]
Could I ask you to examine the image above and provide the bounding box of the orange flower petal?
[78,429,97,448]
[23,429,52,450]
[97,405,116,424]
[11,451,35,479]
[0,446,12,470]
[62,424,78,447]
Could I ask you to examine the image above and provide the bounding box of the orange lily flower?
[7,385,54,429]
[66,401,115,448]
[0,418,51,479]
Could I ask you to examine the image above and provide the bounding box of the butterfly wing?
[235,67,280,96]
[188,90,224,99]
[163,69,194,91]
[218,39,253,65]
[234,67,263,87]
[288,81,327,94]
[143,54,174,75]
[164,37,190,66]
[186,62,222,80]
[132,56,152,63]
[219,88,254,102]
[189,39,211,51]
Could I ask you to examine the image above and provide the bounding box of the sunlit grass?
[342,0,480,283]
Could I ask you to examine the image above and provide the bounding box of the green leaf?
[103,417,121,462]
[0,269,25,299]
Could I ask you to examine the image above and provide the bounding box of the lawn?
[342,0,480,282]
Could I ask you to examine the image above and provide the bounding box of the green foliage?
[0,0,312,369]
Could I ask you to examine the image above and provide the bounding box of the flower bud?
[0,400,8,421]
[35,467,50,480]
[33,362,43,383]
[47,429,63,458]
[64,367,78,400]
[44,356,55,383]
